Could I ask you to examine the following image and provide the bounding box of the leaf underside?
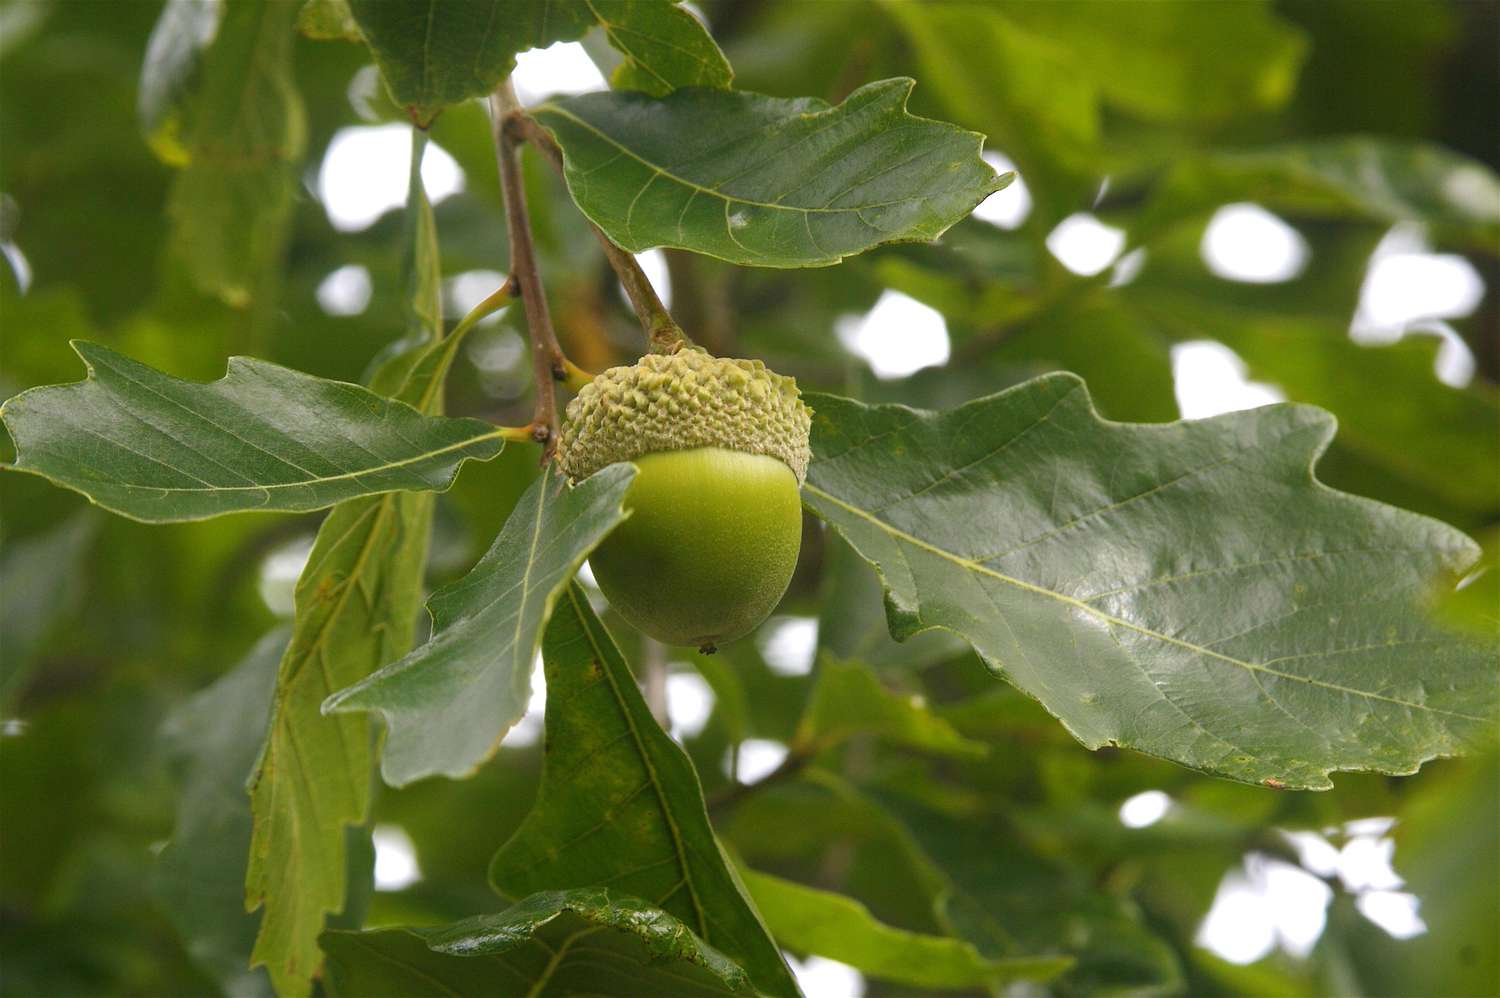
[801,377,1496,789]
[323,466,636,786]
[320,888,755,997]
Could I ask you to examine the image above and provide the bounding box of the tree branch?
[490,81,566,457]
[706,749,812,818]
[506,114,687,355]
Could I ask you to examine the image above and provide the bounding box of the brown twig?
[506,114,687,355]
[490,81,566,458]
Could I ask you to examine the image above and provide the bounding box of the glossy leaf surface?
[324,466,636,785]
[321,888,755,997]
[801,380,1496,789]
[535,79,1006,267]
[0,343,506,522]
[489,586,800,997]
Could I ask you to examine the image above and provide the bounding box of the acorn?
[558,347,811,652]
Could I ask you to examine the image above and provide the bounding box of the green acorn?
[558,347,811,652]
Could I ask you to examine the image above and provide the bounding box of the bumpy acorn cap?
[558,347,812,484]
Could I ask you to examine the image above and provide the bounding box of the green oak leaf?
[162,0,305,306]
[245,133,473,996]
[489,585,800,997]
[0,513,97,710]
[155,628,286,998]
[1137,138,1500,252]
[323,465,637,786]
[534,78,1008,267]
[742,867,1072,991]
[800,379,1496,790]
[0,342,506,523]
[320,888,755,997]
[795,657,984,759]
[346,1,724,126]
[137,0,225,164]
[593,0,733,96]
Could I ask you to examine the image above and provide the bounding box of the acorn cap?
[558,348,812,484]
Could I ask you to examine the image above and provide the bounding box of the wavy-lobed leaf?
[0,342,506,523]
[321,888,755,997]
[323,466,636,786]
[346,0,724,125]
[246,134,467,996]
[801,379,1496,789]
[489,586,800,997]
[535,78,1007,267]
[743,867,1071,991]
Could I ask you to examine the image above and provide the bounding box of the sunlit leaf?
[321,888,756,997]
[489,585,800,997]
[535,79,1007,267]
[245,136,474,996]
[323,466,636,786]
[801,380,1496,789]
[0,343,507,523]
[743,867,1071,990]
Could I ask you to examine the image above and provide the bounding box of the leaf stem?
[506,113,688,355]
[491,81,567,458]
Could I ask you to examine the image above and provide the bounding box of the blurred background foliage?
[0,1,1496,996]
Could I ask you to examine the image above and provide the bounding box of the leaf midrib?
[563,586,710,934]
[538,104,935,215]
[803,483,1486,723]
[31,426,507,497]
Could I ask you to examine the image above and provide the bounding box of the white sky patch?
[1118,790,1172,829]
[1109,247,1148,288]
[1,719,28,738]
[730,739,788,782]
[1197,853,1332,964]
[511,42,607,105]
[372,824,422,891]
[316,264,373,316]
[318,125,465,232]
[577,560,599,590]
[666,671,715,741]
[786,954,866,998]
[836,290,951,379]
[1280,830,1342,879]
[972,151,1031,230]
[757,616,818,676]
[1351,224,1483,387]
[445,269,509,321]
[1201,203,1309,283]
[1046,213,1125,276]
[505,656,547,748]
[258,535,316,617]
[1336,833,1404,892]
[2,241,31,293]
[621,247,673,310]
[1357,890,1427,939]
[1171,340,1286,420]
[346,64,386,122]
